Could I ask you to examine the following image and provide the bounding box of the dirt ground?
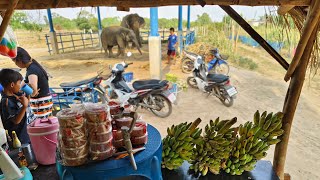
[1,43,320,180]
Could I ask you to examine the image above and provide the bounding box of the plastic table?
[56,125,163,180]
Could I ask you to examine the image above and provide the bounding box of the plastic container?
[131,120,148,137]
[62,143,88,158]
[90,147,115,161]
[90,138,113,152]
[88,125,113,143]
[60,135,87,148]
[131,133,148,145]
[62,154,87,166]
[27,117,59,165]
[109,102,121,115]
[115,117,133,128]
[85,104,108,123]
[59,124,86,139]
[57,108,85,128]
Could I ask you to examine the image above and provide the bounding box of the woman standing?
[12,47,53,119]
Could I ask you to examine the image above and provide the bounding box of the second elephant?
[121,14,145,48]
[101,26,142,58]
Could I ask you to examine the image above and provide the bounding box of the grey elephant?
[101,26,142,58]
[121,13,145,48]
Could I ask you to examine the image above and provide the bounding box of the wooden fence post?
[70,33,75,50]
[81,33,85,48]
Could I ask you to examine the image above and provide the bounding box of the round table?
[56,125,162,180]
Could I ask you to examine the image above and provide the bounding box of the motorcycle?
[181,48,229,75]
[187,55,237,107]
[50,69,108,115]
[104,52,174,118]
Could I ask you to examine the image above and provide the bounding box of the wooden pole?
[0,0,19,41]
[273,23,319,180]
[284,0,320,81]
[220,5,289,70]
[277,5,295,15]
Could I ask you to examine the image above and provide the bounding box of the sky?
[25,5,274,23]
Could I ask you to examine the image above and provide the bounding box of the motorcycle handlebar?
[125,62,133,68]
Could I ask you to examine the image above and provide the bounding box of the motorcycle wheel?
[187,77,198,89]
[181,58,194,74]
[83,89,107,104]
[149,94,172,118]
[213,63,230,75]
[218,87,234,107]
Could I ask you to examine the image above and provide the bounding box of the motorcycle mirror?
[127,52,132,57]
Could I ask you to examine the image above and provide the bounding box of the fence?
[230,35,284,52]
[45,32,100,54]
[45,30,196,54]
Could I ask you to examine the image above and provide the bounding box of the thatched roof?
[0,0,312,10]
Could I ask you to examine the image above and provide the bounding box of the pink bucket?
[27,117,59,165]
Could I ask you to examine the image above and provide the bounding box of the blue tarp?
[229,35,284,52]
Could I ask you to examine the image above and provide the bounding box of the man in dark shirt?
[25,62,50,98]
[0,69,33,144]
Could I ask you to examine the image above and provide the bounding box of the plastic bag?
[0,16,18,58]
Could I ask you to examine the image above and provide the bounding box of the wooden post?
[220,5,289,70]
[234,24,240,53]
[0,0,19,41]
[273,23,319,180]
[284,0,320,81]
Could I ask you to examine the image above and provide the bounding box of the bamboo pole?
[0,0,19,41]
[284,0,320,81]
[277,5,295,15]
[273,23,319,180]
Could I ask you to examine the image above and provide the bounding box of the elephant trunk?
[134,40,142,55]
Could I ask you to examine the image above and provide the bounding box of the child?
[0,69,32,144]
[167,27,178,64]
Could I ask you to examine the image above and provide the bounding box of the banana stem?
[188,118,202,134]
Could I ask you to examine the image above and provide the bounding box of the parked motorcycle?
[181,48,229,75]
[104,52,174,118]
[187,55,237,107]
[50,69,108,115]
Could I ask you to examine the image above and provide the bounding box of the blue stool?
[56,125,163,180]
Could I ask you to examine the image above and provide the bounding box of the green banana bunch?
[162,118,202,170]
[190,117,237,176]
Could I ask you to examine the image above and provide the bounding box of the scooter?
[181,48,229,75]
[187,55,237,107]
[105,52,175,118]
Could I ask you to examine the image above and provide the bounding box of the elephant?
[121,13,145,48]
[101,26,142,58]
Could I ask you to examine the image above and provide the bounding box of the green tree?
[75,10,95,31]
[101,17,121,27]
[51,13,77,30]
[10,11,28,29]
[195,13,212,26]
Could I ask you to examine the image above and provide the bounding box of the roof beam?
[0,0,312,10]
[277,5,295,15]
[220,5,289,70]
[0,0,19,41]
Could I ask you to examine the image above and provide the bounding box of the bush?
[237,57,258,70]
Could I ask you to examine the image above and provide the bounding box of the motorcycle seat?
[133,79,168,90]
[184,50,198,57]
[207,74,229,83]
[60,77,97,87]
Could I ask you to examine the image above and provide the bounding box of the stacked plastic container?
[57,108,88,166]
[84,104,115,161]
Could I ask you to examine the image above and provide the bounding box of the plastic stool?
[56,125,162,180]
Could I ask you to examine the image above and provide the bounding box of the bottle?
[18,151,28,167]
[5,130,13,150]
[12,131,21,149]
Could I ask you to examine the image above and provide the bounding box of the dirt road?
[1,47,319,180]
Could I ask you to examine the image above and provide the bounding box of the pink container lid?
[27,117,59,135]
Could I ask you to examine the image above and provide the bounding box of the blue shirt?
[168,34,177,50]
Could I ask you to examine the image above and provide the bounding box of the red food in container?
[61,135,87,148]
[112,130,123,141]
[89,126,113,143]
[57,108,85,128]
[109,101,121,115]
[115,116,133,128]
[131,120,147,137]
[113,139,124,148]
[90,138,113,152]
[62,143,88,158]
[59,124,86,139]
[62,154,88,166]
[85,104,108,123]
[90,147,115,161]
[131,133,148,145]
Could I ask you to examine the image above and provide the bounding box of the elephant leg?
[115,46,121,57]
[103,46,109,57]
[108,46,114,58]
[119,46,125,57]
